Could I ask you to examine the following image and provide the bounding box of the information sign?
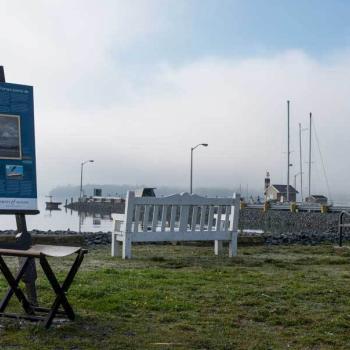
[0,82,37,211]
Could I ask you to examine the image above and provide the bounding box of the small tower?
[264,171,270,192]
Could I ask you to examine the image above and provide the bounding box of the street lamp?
[79,160,94,201]
[190,143,208,194]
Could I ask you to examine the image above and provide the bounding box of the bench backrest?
[121,191,240,236]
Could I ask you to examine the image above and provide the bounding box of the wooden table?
[0,245,87,328]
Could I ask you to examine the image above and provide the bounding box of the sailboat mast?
[308,113,312,198]
[299,123,303,201]
[287,100,290,202]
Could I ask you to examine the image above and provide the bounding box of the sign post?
[0,66,39,304]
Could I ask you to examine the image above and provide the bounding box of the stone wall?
[237,208,350,245]
[239,208,340,234]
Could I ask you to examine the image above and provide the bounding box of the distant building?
[93,188,102,197]
[264,184,298,203]
[135,187,156,197]
[305,195,328,204]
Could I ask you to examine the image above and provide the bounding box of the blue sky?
[117,0,350,67]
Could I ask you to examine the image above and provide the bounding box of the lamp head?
[82,159,95,166]
[202,143,208,147]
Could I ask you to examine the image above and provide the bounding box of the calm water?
[0,198,114,232]
[0,198,274,234]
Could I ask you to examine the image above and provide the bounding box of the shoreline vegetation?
[1,244,350,349]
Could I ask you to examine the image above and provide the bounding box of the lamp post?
[79,160,94,233]
[79,160,94,202]
[190,143,208,194]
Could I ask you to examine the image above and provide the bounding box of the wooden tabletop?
[0,245,82,258]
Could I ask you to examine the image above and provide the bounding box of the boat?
[45,196,62,210]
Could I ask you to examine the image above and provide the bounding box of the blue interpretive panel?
[0,82,37,211]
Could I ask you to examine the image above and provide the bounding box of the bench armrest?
[112,213,125,232]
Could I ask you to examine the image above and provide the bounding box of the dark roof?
[309,195,327,199]
[135,187,157,197]
[270,184,299,194]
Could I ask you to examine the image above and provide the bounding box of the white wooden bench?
[111,191,240,259]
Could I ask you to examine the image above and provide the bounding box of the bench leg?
[111,233,119,257]
[122,236,132,259]
[229,232,238,257]
[214,240,223,255]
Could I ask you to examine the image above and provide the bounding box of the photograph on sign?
[0,114,22,159]
[6,165,24,178]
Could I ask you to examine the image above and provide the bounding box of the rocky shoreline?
[0,208,347,247]
[0,230,111,246]
[237,208,347,245]
[244,231,345,245]
[0,228,346,247]
[239,208,340,234]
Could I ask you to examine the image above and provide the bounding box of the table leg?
[40,251,86,328]
[0,256,33,314]
[39,256,75,328]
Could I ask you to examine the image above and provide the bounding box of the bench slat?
[134,195,234,206]
[134,205,141,233]
[207,206,215,232]
[179,205,189,232]
[191,206,198,231]
[199,205,207,231]
[151,205,159,232]
[161,205,167,231]
[170,205,177,232]
[143,205,150,232]
[224,206,230,231]
[131,231,233,242]
[216,206,222,231]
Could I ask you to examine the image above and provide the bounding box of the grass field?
[1,244,350,349]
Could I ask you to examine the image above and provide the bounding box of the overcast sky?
[1,0,350,199]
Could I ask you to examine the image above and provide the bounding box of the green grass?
[1,244,350,349]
